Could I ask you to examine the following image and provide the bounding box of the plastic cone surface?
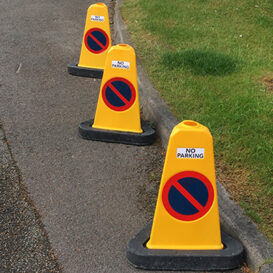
[147,120,223,250]
[78,3,111,69]
[93,44,142,133]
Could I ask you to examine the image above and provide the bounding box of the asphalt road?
[0,0,246,272]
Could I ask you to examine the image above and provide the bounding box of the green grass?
[121,0,273,241]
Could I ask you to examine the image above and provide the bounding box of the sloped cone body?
[68,3,111,78]
[127,120,244,270]
[78,44,156,146]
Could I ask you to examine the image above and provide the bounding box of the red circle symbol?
[102,77,136,111]
[84,28,109,54]
[162,171,214,221]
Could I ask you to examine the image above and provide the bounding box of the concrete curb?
[114,1,273,272]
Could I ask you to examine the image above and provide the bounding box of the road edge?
[0,125,62,272]
[113,1,273,272]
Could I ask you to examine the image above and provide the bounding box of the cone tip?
[91,2,107,8]
[173,120,211,134]
[182,120,200,127]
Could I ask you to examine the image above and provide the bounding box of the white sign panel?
[177,148,205,159]
[112,60,130,69]
[91,15,104,22]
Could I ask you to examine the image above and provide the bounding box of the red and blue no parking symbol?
[162,171,214,221]
[84,28,109,54]
[102,77,136,111]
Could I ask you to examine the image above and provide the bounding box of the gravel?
[0,126,61,273]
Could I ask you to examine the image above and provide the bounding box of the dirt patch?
[241,263,254,273]
[215,159,273,242]
[215,159,253,202]
[259,74,273,93]
[135,140,165,218]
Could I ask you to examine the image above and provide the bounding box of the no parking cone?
[78,44,156,146]
[68,3,111,78]
[127,120,244,270]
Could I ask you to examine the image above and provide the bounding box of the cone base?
[127,221,244,271]
[67,63,103,79]
[79,119,156,146]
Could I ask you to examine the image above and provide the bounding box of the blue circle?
[105,80,132,107]
[168,177,209,216]
[87,30,107,51]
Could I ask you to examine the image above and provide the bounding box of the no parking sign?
[146,120,224,251]
[91,44,146,135]
[69,3,112,78]
[84,28,109,54]
[102,77,136,111]
[162,171,214,221]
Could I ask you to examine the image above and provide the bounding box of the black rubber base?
[79,119,156,146]
[67,63,103,79]
[127,222,244,271]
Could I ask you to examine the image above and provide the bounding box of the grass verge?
[121,0,273,242]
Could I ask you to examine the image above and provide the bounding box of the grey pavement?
[0,0,248,272]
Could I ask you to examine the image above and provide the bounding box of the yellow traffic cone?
[78,44,156,146]
[68,3,111,78]
[127,120,243,270]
